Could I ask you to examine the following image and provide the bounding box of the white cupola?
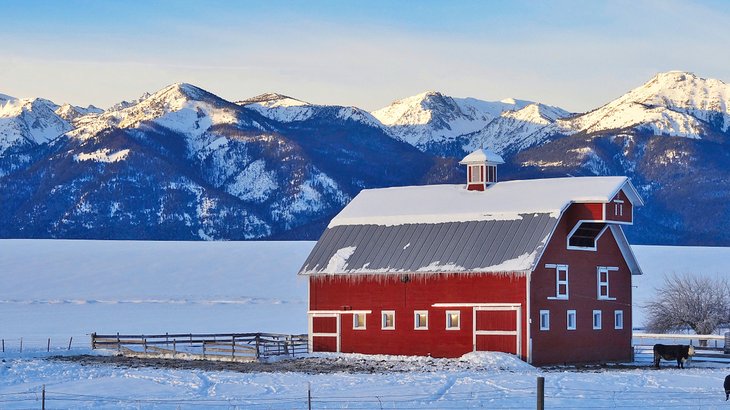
[459,148,505,191]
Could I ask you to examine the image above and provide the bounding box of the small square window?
[615,310,624,330]
[382,310,395,330]
[593,310,602,330]
[414,310,428,330]
[446,311,460,330]
[540,310,550,331]
[567,310,576,330]
[353,313,366,330]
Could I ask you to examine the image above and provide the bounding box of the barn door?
[308,313,340,353]
[473,305,521,357]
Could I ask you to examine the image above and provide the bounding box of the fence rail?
[91,332,308,362]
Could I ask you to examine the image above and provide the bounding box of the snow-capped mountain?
[0,84,460,240]
[238,92,384,129]
[463,103,571,155]
[372,91,562,157]
[558,71,730,139]
[54,103,103,124]
[0,96,72,152]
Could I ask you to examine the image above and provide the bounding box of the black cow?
[653,344,695,368]
[724,375,730,400]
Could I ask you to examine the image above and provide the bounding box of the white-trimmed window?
[540,310,550,331]
[615,310,624,330]
[567,310,577,330]
[614,199,624,217]
[353,313,366,330]
[597,266,618,300]
[381,310,395,330]
[414,310,428,330]
[593,310,602,330]
[468,165,484,183]
[446,311,461,330]
[546,264,569,299]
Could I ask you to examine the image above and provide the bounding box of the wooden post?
[202,341,206,359]
[19,337,22,353]
[255,334,260,359]
[91,333,96,350]
[47,338,50,352]
[144,338,148,354]
[173,339,176,357]
[68,337,73,351]
[537,376,544,410]
[42,384,46,410]
[1,338,4,353]
[308,382,312,410]
[231,336,235,359]
[116,332,120,352]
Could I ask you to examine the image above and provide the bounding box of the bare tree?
[645,273,730,345]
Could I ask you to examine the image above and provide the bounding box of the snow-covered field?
[2,240,730,409]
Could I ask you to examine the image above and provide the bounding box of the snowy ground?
[3,240,730,408]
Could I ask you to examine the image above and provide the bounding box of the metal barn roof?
[299,213,557,275]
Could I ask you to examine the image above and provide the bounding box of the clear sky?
[1,0,729,112]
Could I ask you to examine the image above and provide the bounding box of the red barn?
[298,149,643,365]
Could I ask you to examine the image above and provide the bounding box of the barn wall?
[309,273,527,359]
[531,203,633,366]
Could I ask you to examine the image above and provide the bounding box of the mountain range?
[1,71,728,245]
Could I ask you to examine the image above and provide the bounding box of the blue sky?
[1,0,729,111]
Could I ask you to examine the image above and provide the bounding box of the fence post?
[19,337,22,353]
[1,339,4,353]
[47,338,50,352]
[232,336,236,359]
[42,384,46,410]
[91,333,95,350]
[68,337,73,351]
[173,339,176,358]
[537,376,544,410]
[116,332,120,352]
[144,338,148,354]
[308,382,312,410]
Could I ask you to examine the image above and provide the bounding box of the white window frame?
[546,264,569,300]
[414,310,429,330]
[614,310,624,330]
[566,221,609,252]
[445,310,461,330]
[353,312,367,330]
[593,310,602,330]
[567,310,576,330]
[381,310,395,330]
[596,266,618,300]
[614,199,624,217]
[539,310,550,331]
[468,164,484,183]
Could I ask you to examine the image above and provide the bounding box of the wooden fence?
[91,332,308,362]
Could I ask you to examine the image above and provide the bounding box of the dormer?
[459,148,505,191]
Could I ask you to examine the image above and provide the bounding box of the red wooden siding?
[604,190,633,223]
[476,310,515,330]
[531,203,633,365]
[312,336,337,352]
[312,316,337,333]
[309,273,527,359]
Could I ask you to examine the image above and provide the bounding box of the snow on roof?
[329,176,640,228]
[459,148,505,165]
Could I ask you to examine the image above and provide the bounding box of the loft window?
[568,222,607,250]
[597,266,618,300]
[546,264,569,299]
[614,200,624,217]
[414,311,428,330]
[353,313,366,330]
[446,311,460,330]
[468,165,484,183]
